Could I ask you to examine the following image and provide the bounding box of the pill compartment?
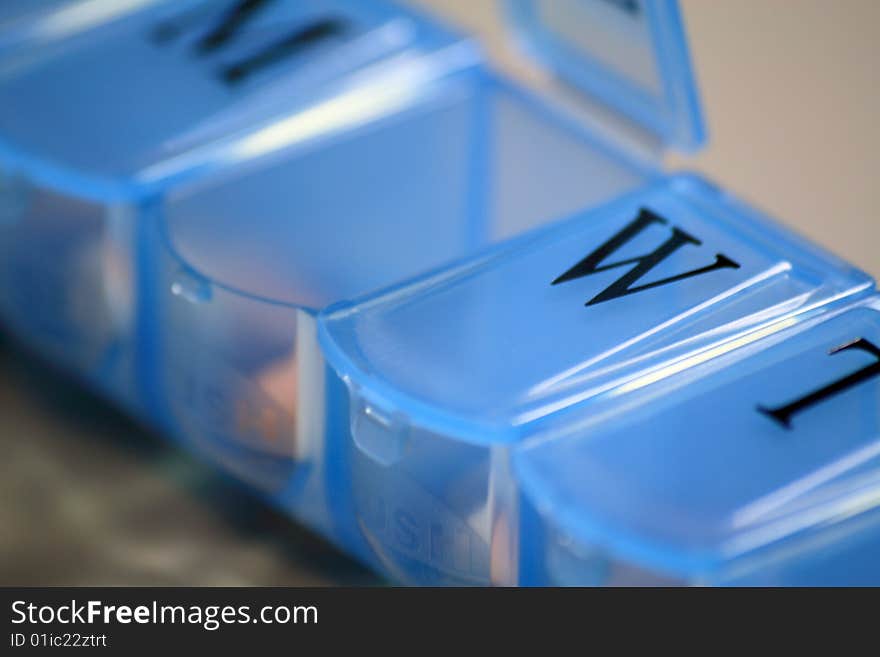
[317,174,874,583]
[0,0,662,562]
[514,297,880,585]
[0,0,461,412]
[0,174,139,406]
[145,0,718,558]
[153,61,660,553]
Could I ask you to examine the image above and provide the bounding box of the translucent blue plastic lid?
[0,1,158,51]
[507,0,705,151]
[515,298,880,580]
[0,0,477,198]
[318,174,872,444]
[0,0,78,27]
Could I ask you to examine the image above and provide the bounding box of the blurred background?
[1,0,878,585]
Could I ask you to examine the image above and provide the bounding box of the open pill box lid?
[507,0,705,151]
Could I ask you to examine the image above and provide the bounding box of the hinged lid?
[507,0,705,151]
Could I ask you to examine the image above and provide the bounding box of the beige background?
[415,0,880,278]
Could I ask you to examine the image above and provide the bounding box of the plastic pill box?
[0,0,877,585]
[319,175,873,583]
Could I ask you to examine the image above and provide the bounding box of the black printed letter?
[152,0,349,86]
[552,208,740,306]
[758,338,880,429]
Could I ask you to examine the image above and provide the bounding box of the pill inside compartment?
[154,57,653,552]
[0,0,469,413]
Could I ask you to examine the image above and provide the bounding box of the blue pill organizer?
[0,0,877,585]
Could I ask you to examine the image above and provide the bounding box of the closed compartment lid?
[0,0,476,198]
[318,174,872,444]
[515,298,880,581]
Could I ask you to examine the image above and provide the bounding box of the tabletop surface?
[2,1,877,586]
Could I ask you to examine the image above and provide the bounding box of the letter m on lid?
[552,208,741,306]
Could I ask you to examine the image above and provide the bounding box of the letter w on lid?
[552,207,740,306]
[317,176,874,434]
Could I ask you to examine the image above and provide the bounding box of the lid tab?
[507,0,705,151]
